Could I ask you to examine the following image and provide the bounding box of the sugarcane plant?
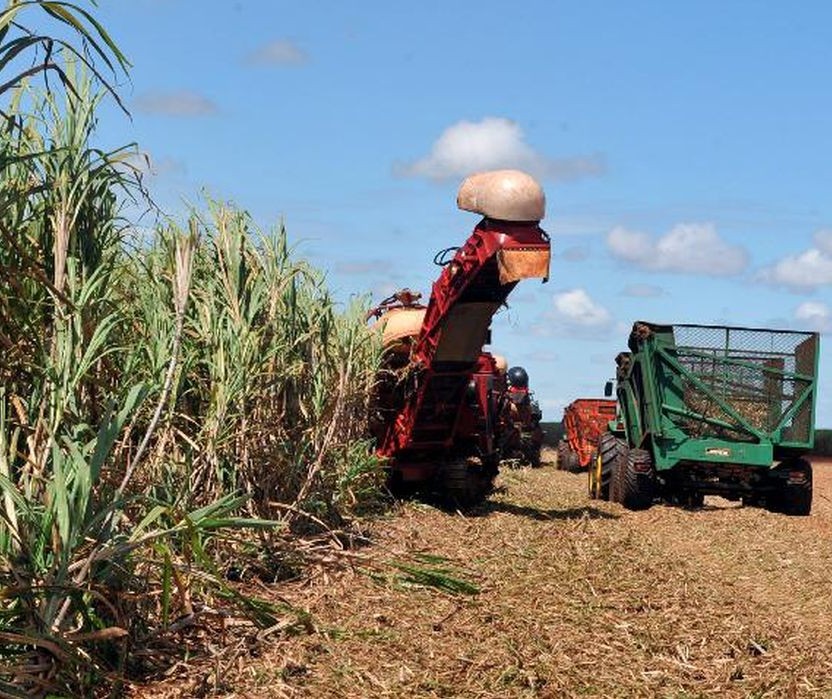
[0,0,129,105]
[0,5,384,694]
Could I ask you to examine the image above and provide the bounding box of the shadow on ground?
[471,500,620,521]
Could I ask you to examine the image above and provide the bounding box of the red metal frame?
[376,218,549,480]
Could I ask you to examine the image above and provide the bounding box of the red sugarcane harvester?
[368,170,551,506]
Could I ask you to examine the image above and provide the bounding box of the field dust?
[133,454,832,698]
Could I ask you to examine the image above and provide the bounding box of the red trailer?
[558,399,617,471]
[368,170,551,505]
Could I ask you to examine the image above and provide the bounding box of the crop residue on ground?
[133,453,832,698]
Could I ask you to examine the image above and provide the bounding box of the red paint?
[370,218,549,483]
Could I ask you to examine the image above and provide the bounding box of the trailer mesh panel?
[669,326,817,443]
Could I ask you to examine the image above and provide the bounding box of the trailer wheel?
[616,448,655,510]
[440,459,491,509]
[597,433,622,501]
[566,450,581,472]
[772,459,812,516]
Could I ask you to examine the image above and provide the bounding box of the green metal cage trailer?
[589,321,820,515]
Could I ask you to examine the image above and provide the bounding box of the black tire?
[387,470,420,500]
[482,452,500,480]
[742,493,762,508]
[598,432,624,501]
[565,449,581,473]
[440,459,491,509]
[681,490,704,509]
[772,459,812,516]
[616,448,655,511]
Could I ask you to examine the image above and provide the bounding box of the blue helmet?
[507,366,529,389]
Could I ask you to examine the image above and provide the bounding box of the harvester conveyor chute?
[371,170,551,504]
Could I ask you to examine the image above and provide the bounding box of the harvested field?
[133,454,832,698]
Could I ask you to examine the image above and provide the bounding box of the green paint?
[613,322,819,472]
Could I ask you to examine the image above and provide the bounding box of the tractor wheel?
[440,459,491,509]
[771,459,812,516]
[597,432,623,501]
[615,448,655,511]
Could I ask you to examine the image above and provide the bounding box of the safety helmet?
[507,366,529,389]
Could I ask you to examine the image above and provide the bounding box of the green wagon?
[589,321,820,515]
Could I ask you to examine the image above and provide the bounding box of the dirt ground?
[134,454,832,698]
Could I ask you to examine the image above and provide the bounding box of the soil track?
[138,454,832,698]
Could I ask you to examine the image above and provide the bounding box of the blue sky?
[94,1,832,426]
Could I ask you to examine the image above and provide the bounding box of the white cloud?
[757,230,832,291]
[134,90,218,116]
[553,289,612,327]
[606,227,653,263]
[794,300,831,333]
[397,117,605,182]
[247,39,308,66]
[606,223,748,276]
[620,283,666,298]
[532,288,614,340]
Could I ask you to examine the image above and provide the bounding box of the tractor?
[368,170,551,505]
[589,321,820,515]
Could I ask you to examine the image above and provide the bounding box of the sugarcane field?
[2,3,832,698]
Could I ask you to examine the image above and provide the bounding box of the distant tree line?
[815,429,832,457]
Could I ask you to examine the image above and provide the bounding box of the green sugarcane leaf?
[0,36,46,72]
[89,383,148,483]
[40,2,124,73]
[51,441,70,552]
[0,472,26,512]
[185,493,249,524]
[131,504,169,539]
[62,434,89,529]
